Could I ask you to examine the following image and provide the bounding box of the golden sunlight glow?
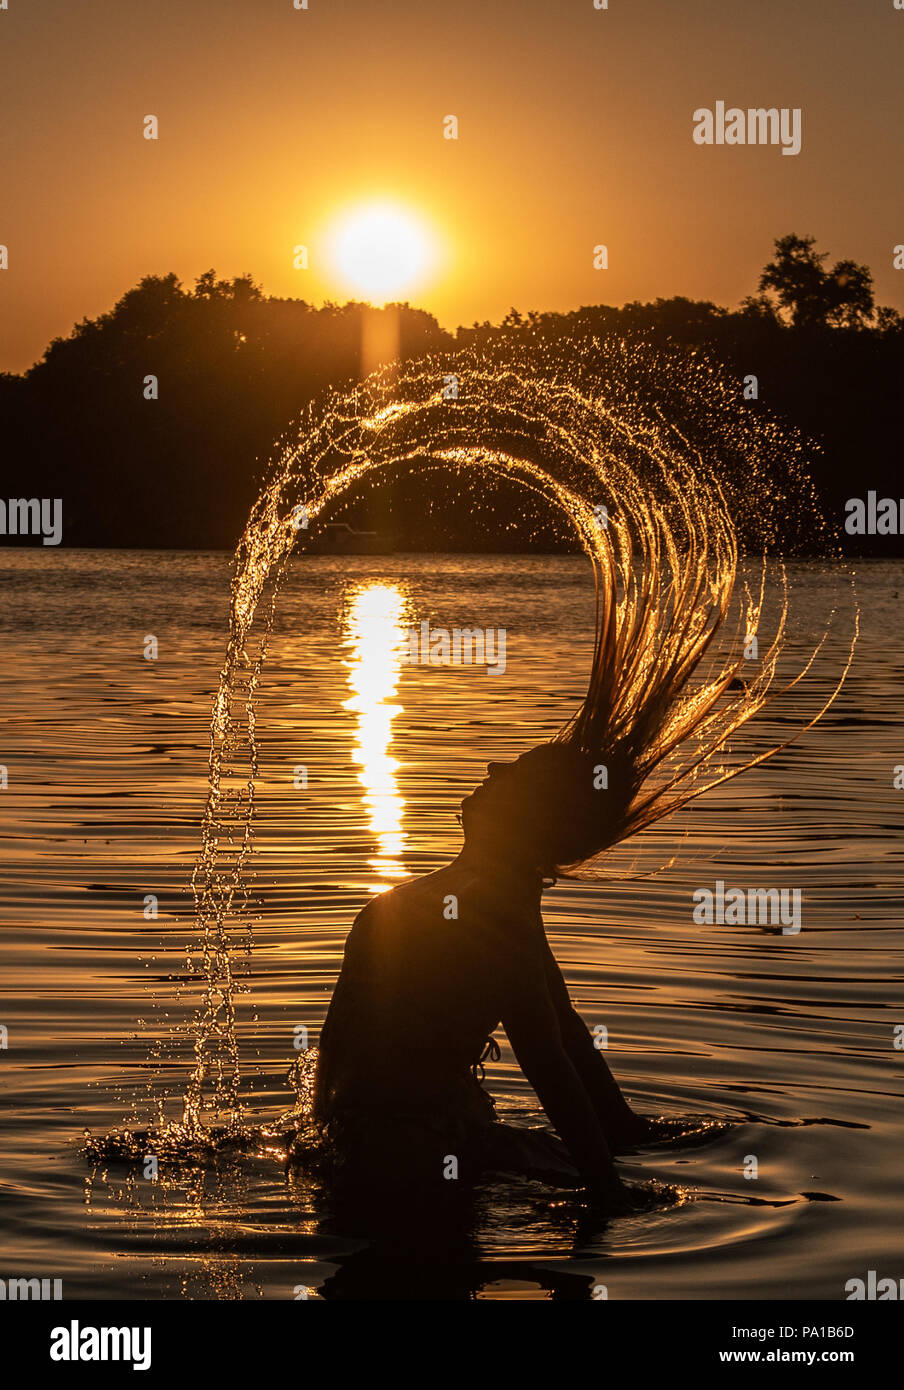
[328,202,434,300]
[342,582,410,885]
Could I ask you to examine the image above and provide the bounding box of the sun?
[327,201,434,301]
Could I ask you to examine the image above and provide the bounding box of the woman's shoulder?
[355,867,540,937]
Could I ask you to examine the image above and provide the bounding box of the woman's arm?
[539,933,649,1147]
[501,986,624,1199]
[490,913,623,1198]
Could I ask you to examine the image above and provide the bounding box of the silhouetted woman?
[313,742,653,1208]
[311,439,849,1211]
[313,543,826,1206]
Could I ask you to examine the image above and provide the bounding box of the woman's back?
[313,868,532,1126]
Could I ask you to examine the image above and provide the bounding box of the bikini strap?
[471,1033,501,1083]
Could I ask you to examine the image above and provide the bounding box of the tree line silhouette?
[1,236,901,552]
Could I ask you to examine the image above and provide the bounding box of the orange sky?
[1,0,902,373]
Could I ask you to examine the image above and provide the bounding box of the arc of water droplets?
[181,343,848,1130]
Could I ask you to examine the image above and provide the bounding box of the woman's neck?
[451,840,545,905]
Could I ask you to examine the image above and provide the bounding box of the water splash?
[160,339,851,1131]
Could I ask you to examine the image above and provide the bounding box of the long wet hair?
[546,485,854,876]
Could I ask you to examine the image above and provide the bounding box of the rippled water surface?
[1,551,901,1300]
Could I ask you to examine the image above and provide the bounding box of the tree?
[824,258,874,328]
[756,234,875,329]
[193,269,263,303]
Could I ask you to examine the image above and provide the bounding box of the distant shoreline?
[1,546,900,561]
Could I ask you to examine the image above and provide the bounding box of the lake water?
[1,550,901,1301]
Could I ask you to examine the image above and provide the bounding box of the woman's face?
[462,745,562,812]
[460,744,600,867]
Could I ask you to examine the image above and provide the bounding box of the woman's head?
[460,741,639,877]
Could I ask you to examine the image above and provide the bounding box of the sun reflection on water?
[341,582,410,887]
